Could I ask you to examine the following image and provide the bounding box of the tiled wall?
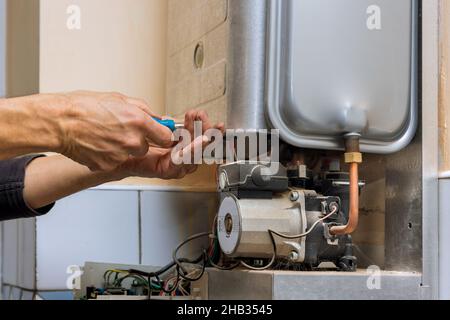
[440,179,450,299]
[1,188,217,298]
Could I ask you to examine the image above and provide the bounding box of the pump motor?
[216,161,357,270]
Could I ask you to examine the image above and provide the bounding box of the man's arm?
[0,155,55,221]
[0,109,222,220]
[23,109,224,210]
[0,92,173,171]
[23,155,119,210]
[22,135,208,210]
[0,95,63,159]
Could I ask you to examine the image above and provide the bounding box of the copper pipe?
[329,162,359,235]
[329,134,361,236]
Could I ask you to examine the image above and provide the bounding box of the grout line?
[90,184,216,193]
[439,171,450,179]
[138,191,142,265]
[3,283,69,294]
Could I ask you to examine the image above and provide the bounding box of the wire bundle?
[99,204,337,299]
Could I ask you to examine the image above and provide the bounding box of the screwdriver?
[152,117,184,132]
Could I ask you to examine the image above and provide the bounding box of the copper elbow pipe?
[329,134,361,236]
[329,162,359,235]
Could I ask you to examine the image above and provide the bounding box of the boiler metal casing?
[228,0,419,154]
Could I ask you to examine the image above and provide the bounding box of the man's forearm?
[0,95,66,159]
[23,155,124,210]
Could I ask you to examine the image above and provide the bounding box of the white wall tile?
[2,218,37,291]
[20,290,34,300]
[10,287,21,300]
[18,218,37,290]
[440,180,450,299]
[2,220,19,287]
[2,285,10,300]
[140,191,217,266]
[35,190,140,291]
[0,222,2,299]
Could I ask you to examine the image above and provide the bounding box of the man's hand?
[57,91,173,172]
[21,109,225,210]
[115,109,225,180]
[118,136,207,180]
[184,109,225,138]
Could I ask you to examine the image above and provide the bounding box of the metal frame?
[206,269,422,300]
[420,0,440,300]
[227,0,268,130]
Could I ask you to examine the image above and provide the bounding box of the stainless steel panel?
[273,271,422,300]
[206,269,422,300]
[207,269,273,300]
[227,0,268,130]
[266,0,419,153]
[384,130,422,272]
[421,0,440,299]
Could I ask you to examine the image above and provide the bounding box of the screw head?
[219,172,228,190]
[329,202,339,212]
[288,251,299,262]
[290,191,299,202]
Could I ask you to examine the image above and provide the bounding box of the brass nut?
[344,152,363,164]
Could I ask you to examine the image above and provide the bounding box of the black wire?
[104,270,124,288]
[103,270,112,286]
[114,274,148,287]
[126,232,212,299]
[147,275,153,299]
[173,232,211,275]
[208,257,241,271]
[155,273,180,294]
[128,254,204,279]
[178,250,208,282]
[240,230,278,271]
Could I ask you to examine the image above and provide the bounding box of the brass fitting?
[344,152,363,164]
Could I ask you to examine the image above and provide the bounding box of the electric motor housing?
[216,162,357,270]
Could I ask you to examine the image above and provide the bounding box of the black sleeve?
[0,155,55,221]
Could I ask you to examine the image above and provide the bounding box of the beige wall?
[38,0,215,188]
[6,0,39,97]
[439,0,450,174]
[4,0,215,189]
[39,0,168,114]
[166,0,228,124]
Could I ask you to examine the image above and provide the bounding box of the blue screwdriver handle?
[152,117,177,132]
